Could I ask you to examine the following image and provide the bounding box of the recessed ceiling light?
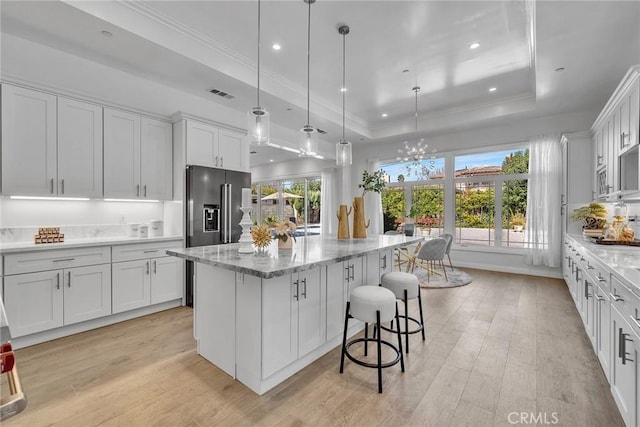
[555,67,565,72]
[286,107,293,111]
[272,43,281,51]
[489,87,497,92]
[340,87,347,92]
[101,30,113,37]
[469,42,480,49]
[250,150,257,154]
[381,113,388,118]
[402,69,410,73]
[269,159,274,162]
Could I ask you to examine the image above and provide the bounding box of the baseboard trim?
[11,300,182,349]
[454,261,563,279]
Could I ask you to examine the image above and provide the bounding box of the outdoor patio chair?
[412,238,448,282]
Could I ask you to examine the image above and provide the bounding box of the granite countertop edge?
[0,235,184,254]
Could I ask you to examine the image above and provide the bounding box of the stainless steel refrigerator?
[185,165,251,306]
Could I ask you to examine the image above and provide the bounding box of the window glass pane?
[411,183,444,236]
[502,179,529,248]
[455,182,495,246]
[381,157,445,183]
[455,148,529,176]
[259,182,280,224]
[306,178,321,235]
[381,187,406,232]
[283,179,304,224]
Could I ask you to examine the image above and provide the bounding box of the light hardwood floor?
[1,269,624,426]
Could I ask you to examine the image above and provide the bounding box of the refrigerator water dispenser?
[203,204,220,232]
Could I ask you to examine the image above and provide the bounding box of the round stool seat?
[381,272,419,300]
[350,286,396,324]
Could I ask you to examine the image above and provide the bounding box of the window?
[454,148,529,247]
[411,183,444,236]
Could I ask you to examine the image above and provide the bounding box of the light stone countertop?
[0,235,183,254]
[167,234,423,279]
[566,234,640,289]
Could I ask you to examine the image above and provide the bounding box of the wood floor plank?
[1,269,626,427]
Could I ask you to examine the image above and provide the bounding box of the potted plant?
[273,219,297,249]
[572,203,607,235]
[510,213,526,232]
[353,170,387,238]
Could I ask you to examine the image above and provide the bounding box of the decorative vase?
[336,204,351,239]
[352,196,370,239]
[278,237,293,249]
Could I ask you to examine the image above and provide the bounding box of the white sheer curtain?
[525,135,562,267]
[365,158,383,235]
[320,168,335,235]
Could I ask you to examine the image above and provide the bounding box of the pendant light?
[299,0,318,157]
[247,0,270,145]
[396,86,432,179]
[336,25,352,166]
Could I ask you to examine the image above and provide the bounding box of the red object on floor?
[1,351,15,373]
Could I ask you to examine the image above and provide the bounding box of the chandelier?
[396,86,435,179]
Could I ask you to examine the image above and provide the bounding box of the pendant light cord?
[257,0,261,107]
[342,31,346,140]
[306,0,311,126]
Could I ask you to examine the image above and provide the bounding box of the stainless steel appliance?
[185,165,251,306]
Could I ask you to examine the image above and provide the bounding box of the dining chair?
[441,233,454,271]
[412,238,448,282]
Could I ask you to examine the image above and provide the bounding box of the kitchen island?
[167,234,421,394]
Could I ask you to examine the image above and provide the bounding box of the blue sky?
[381,148,525,183]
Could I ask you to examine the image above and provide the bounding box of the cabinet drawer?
[5,247,111,275]
[580,252,610,292]
[610,275,640,336]
[112,240,182,262]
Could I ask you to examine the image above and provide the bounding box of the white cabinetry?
[325,256,365,342]
[3,249,111,337]
[592,66,640,200]
[104,108,172,200]
[112,241,183,314]
[262,268,325,378]
[561,133,593,234]
[185,120,247,172]
[1,85,103,197]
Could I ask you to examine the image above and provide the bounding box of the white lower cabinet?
[112,256,182,314]
[262,267,325,379]
[4,264,111,337]
[593,284,612,382]
[611,305,638,427]
[325,256,365,343]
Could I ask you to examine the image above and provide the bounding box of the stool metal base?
[344,337,402,369]
[378,286,426,354]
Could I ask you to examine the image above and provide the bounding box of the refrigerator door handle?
[227,183,232,243]
[189,199,194,238]
[222,184,229,243]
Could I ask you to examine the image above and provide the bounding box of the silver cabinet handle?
[146,261,150,275]
[630,314,640,330]
[595,294,605,302]
[610,292,624,302]
[215,155,219,167]
[301,278,307,299]
[293,279,299,301]
[61,179,65,194]
[136,184,140,197]
[350,264,355,281]
[143,184,147,197]
[345,266,350,283]
[53,258,75,262]
[597,273,607,283]
[67,271,71,287]
[584,280,591,299]
[620,328,634,364]
[153,260,157,274]
[220,156,224,167]
[587,263,594,270]
[51,178,55,194]
[597,155,603,166]
[621,132,629,149]
[381,254,387,270]
[56,272,60,290]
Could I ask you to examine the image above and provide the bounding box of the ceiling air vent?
[316,128,327,134]
[209,89,235,100]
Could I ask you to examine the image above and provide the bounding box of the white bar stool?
[380,271,425,353]
[339,285,404,393]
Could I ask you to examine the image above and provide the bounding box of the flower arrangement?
[358,169,387,198]
[273,219,297,243]
[250,225,272,249]
[572,203,607,229]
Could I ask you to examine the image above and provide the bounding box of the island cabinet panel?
[325,263,346,342]
[297,268,325,358]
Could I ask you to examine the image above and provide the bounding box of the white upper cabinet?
[1,85,104,198]
[1,84,57,196]
[104,108,172,200]
[141,118,173,200]
[104,108,141,199]
[185,120,247,172]
[57,97,103,198]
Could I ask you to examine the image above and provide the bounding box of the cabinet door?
[594,286,611,381]
[150,256,182,304]
[4,270,63,337]
[218,129,244,172]
[297,268,325,357]
[57,97,103,198]
[141,118,172,200]
[619,79,639,154]
[112,259,151,314]
[325,263,347,342]
[186,121,218,168]
[346,256,365,298]
[610,307,637,427]
[63,264,111,325]
[262,275,298,379]
[583,277,595,346]
[104,108,141,198]
[1,84,57,196]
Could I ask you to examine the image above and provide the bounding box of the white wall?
[251,157,334,182]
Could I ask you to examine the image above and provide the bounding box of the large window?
[252,177,321,235]
[454,148,529,247]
